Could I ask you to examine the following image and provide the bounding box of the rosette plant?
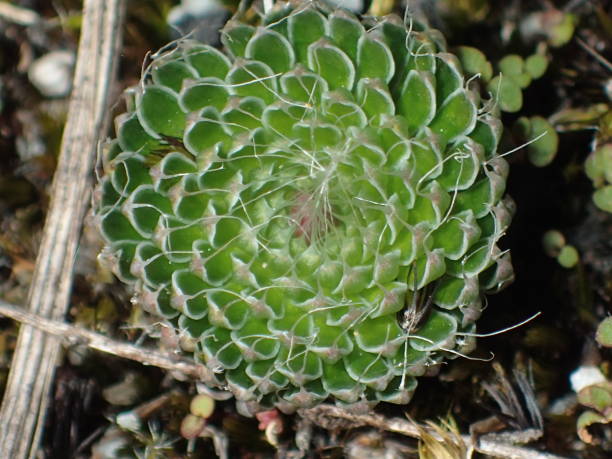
[95,0,515,410]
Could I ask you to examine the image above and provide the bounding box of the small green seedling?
[516,116,559,167]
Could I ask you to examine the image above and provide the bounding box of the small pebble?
[570,365,606,393]
[28,50,74,98]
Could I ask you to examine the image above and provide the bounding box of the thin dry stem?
[0,298,212,381]
[300,404,568,459]
[0,2,40,25]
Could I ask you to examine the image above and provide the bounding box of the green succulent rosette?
[95,1,514,409]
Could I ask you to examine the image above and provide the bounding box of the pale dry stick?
[301,404,569,459]
[0,1,125,457]
[0,299,213,381]
[0,2,40,26]
[575,36,612,73]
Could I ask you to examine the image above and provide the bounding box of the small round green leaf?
[525,53,549,79]
[593,185,612,213]
[525,116,559,167]
[455,46,493,82]
[488,75,523,113]
[596,317,612,348]
[557,245,579,268]
[542,229,566,257]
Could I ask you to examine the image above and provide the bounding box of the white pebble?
[28,50,74,98]
[570,365,607,393]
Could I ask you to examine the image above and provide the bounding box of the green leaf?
[577,410,610,444]
[454,177,495,218]
[456,46,493,82]
[245,28,295,74]
[408,250,446,290]
[137,85,186,138]
[593,186,612,213]
[379,18,408,71]
[184,107,230,156]
[525,53,548,79]
[117,113,157,152]
[436,139,483,191]
[524,116,559,167]
[398,70,436,132]
[308,40,355,90]
[357,34,395,83]
[226,59,278,104]
[585,145,612,186]
[322,90,366,129]
[152,59,197,92]
[542,229,566,257]
[411,310,457,351]
[376,376,416,404]
[328,9,364,63]
[190,394,215,418]
[354,316,403,355]
[488,75,522,113]
[137,242,185,287]
[184,43,231,79]
[356,78,394,125]
[403,34,436,73]
[180,77,229,112]
[578,382,612,413]
[280,65,328,105]
[498,54,524,78]
[263,101,301,138]
[100,209,143,243]
[202,328,243,369]
[433,276,478,309]
[172,270,210,319]
[246,359,288,392]
[344,349,393,385]
[323,362,361,401]
[596,317,612,348]
[469,117,502,160]
[548,13,576,47]
[221,96,265,135]
[220,21,255,58]
[432,211,481,260]
[430,89,477,143]
[435,54,463,104]
[311,324,353,363]
[126,185,172,236]
[110,154,151,195]
[288,6,327,64]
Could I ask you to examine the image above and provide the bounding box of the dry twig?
[0,2,40,26]
[0,1,125,456]
[0,299,212,381]
[301,405,568,459]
